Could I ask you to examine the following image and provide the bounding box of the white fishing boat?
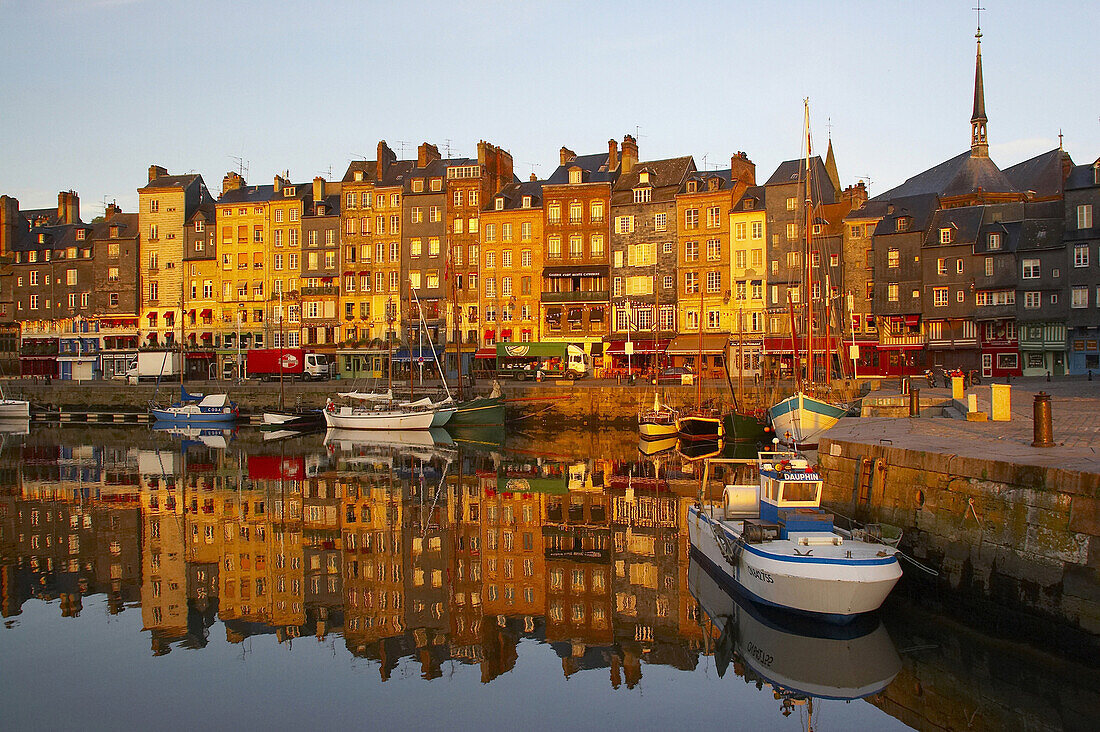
[688,451,902,623]
[322,396,438,430]
[768,392,848,447]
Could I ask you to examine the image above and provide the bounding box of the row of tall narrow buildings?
[1,30,1098,379]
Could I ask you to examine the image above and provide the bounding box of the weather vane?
[974,3,984,38]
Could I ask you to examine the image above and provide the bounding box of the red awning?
[200,332,212,339]
[904,315,920,326]
[475,347,496,360]
[187,309,196,315]
[358,270,370,276]
[200,308,212,317]
[483,329,495,339]
[500,328,513,338]
[146,313,156,321]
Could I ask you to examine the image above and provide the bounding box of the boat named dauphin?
[688,450,902,623]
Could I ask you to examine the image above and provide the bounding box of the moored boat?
[677,410,725,442]
[768,391,847,447]
[639,392,678,440]
[322,399,438,430]
[0,389,30,419]
[688,450,902,622]
[151,388,238,424]
[449,394,506,426]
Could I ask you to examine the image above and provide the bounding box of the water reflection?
[0,427,1095,730]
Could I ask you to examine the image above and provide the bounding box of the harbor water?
[0,424,1096,730]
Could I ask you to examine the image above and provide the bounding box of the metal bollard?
[909,387,920,417]
[1031,391,1054,447]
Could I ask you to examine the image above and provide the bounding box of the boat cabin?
[758,455,833,538]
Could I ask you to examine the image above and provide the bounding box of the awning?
[589,307,604,323]
[606,338,670,356]
[475,347,497,360]
[187,309,196,316]
[358,270,369,276]
[666,333,730,355]
[146,313,157,321]
[483,329,496,340]
[545,307,562,324]
[200,332,212,339]
[199,309,212,317]
[905,315,920,326]
[500,328,513,338]
[567,308,583,322]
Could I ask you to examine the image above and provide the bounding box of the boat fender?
[326,399,336,413]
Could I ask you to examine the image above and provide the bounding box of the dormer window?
[75,229,86,241]
[896,218,910,232]
[812,223,823,235]
[195,220,205,233]
[940,227,952,244]
[1093,162,1100,185]
[37,234,45,244]
[316,204,326,216]
[283,187,295,197]
[708,178,719,191]
[568,168,582,185]
[521,196,531,208]
[430,178,442,192]
[495,198,505,211]
[110,226,119,238]
[412,178,424,192]
[686,181,698,193]
[353,170,364,182]
[743,199,754,210]
[988,232,1002,250]
[633,188,651,204]
[638,171,650,184]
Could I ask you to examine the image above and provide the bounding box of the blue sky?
[1,0,1097,216]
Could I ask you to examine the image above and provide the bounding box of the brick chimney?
[313,176,325,203]
[148,165,167,184]
[530,173,538,182]
[222,171,244,196]
[377,140,397,181]
[104,201,122,221]
[729,152,756,186]
[560,147,576,166]
[843,182,868,207]
[417,142,440,168]
[620,135,638,174]
[57,191,79,224]
[273,174,285,194]
[0,195,19,257]
[608,140,618,172]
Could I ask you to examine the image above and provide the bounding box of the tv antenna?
[229,155,249,179]
[318,165,333,179]
[395,140,411,158]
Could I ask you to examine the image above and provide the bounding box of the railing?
[541,290,609,303]
[878,333,926,347]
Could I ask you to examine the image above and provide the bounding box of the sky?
[1,0,1097,218]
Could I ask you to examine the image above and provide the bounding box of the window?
[707,309,721,329]
[1071,286,1088,309]
[1078,204,1093,230]
[887,284,899,302]
[985,257,994,276]
[1024,291,1041,309]
[684,272,699,294]
[663,275,673,289]
[786,197,796,211]
[590,201,604,222]
[1022,259,1040,279]
[937,258,947,275]
[654,212,667,231]
[685,209,699,229]
[939,228,952,244]
[1074,245,1089,267]
[547,236,561,258]
[684,241,699,262]
[706,239,721,261]
[484,224,495,242]
[956,290,964,302]
[502,223,512,241]
[633,188,651,204]
[521,250,531,268]
[411,207,422,223]
[429,206,440,222]
[569,236,582,258]
[548,202,563,224]
[615,216,634,234]
[108,267,119,282]
[66,269,77,286]
[706,270,721,293]
[887,248,900,268]
[521,222,531,241]
[706,206,721,228]
[786,223,797,240]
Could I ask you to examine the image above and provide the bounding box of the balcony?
[541,290,609,303]
[301,286,339,297]
[878,333,926,347]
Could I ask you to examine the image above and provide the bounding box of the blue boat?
[150,386,239,424]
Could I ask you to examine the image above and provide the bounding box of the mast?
[278,289,285,411]
[179,290,185,394]
[408,277,414,401]
[450,242,463,400]
[695,277,704,409]
[802,99,815,391]
[787,291,802,393]
[824,275,832,384]
[387,298,394,394]
[736,306,744,411]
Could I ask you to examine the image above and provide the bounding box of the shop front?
[666,333,729,380]
[605,338,669,376]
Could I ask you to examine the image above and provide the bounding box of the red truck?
[245,348,331,381]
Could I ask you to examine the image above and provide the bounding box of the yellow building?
[728,185,768,375]
[137,166,212,348]
[481,180,544,344]
[139,456,188,653]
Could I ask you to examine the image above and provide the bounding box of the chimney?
[620,135,638,174]
[313,176,325,203]
[57,191,79,224]
[376,140,396,181]
[608,140,618,172]
[417,142,440,168]
[105,202,122,221]
[148,165,167,184]
[729,152,756,186]
[843,183,868,207]
[560,147,576,166]
[273,175,284,194]
[222,171,244,196]
[0,195,19,257]
[530,173,537,182]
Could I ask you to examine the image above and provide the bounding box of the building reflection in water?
[1,427,1095,730]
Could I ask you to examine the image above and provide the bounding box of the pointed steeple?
[971,24,989,158]
[824,137,841,196]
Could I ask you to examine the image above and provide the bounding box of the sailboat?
[445,248,505,426]
[151,295,238,424]
[639,255,678,440]
[726,308,771,443]
[676,281,725,442]
[0,383,30,419]
[768,100,847,447]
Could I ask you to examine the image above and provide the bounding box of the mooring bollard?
[909,387,920,417]
[1031,391,1054,447]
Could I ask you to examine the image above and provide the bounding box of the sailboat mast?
[696,278,704,408]
[824,275,832,383]
[179,290,185,392]
[737,307,744,409]
[387,298,393,393]
[787,292,802,393]
[803,99,815,390]
[278,289,285,411]
[451,242,463,400]
[408,277,414,401]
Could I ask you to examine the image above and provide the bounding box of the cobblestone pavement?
[835,375,1100,474]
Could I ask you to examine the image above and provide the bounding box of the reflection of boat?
[447,423,506,449]
[323,427,454,451]
[689,555,902,701]
[724,409,771,443]
[638,434,677,456]
[151,422,235,448]
[689,451,902,622]
[151,388,239,424]
[677,437,723,461]
[262,409,324,430]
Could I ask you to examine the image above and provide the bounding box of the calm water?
[0,425,1095,731]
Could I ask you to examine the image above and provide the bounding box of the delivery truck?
[126,351,182,384]
[494,342,590,380]
[245,348,331,381]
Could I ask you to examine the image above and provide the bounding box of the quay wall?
[818,434,1100,655]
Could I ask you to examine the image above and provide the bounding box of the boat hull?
[769,392,846,446]
[430,407,457,427]
[639,420,678,440]
[725,410,771,443]
[0,400,31,419]
[689,506,901,622]
[262,411,324,430]
[677,414,724,441]
[449,396,506,426]
[323,406,437,430]
[150,408,238,424]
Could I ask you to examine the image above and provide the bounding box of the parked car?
[656,366,693,385]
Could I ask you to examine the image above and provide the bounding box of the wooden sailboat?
[768,100,846,447]
[639,254,677,439]
[677,275,724,442]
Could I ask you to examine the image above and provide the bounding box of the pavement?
[830,375,1100,474]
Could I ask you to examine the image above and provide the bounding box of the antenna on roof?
[350,152,369,160]
[230,155,249,179]
[1058,129,1064,150]
[826,117,833,140]
[858,175,873,191]
[395,141,411,158]
[521,162,539,178]
[444,139,455,158]
[318,165,333,179]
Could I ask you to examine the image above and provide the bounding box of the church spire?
[970,15,988,157]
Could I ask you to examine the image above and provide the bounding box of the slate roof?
[764,156,837,203]
[974,220,1018,254]
[1003,149,1068,198]
[20,207,63,226]
[544,152,617,185]
[925,206,985,247]
[219,183,309,205]
[874,150,1018,201]
[342,160,376,183]
[1065,161,1100,190]
[611,156,694,204]
[732,185,765,213]
[1015,216,1064,252]
[871,193,940,237]
[90,213,139,240]
[489,180,544,211]
[845,199,892,221]
[140,174,200,191]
